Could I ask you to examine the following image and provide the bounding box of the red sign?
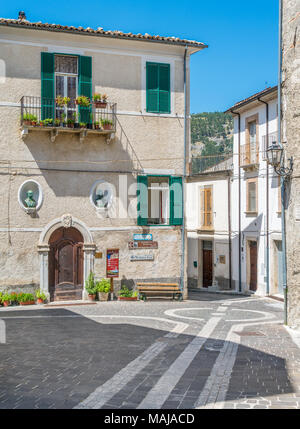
[106,249,119,278]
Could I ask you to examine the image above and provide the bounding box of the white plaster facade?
[186,169,232,291]
[228,87,283,296]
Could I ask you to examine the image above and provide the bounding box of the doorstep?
[268,294,284,303]
[188,287,251,296]
[44,300,98,307]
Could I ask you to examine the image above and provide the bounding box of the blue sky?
[2,1,278,113]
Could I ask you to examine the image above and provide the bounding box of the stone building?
[226,86,282,296]
[0,13,207,300]
[281,1,300,326]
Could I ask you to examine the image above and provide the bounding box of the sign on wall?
[128,241,158,249]
[130,254,154,261]
[133,233,153,241]
[106,249,119,277]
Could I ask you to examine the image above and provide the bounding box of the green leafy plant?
[54,118,60,126]
[1,293,11,303]
[101,119,113,126]
[22,113,37,124]
[96,278,111,293]
[79,122,87,128]
[56,95,70,106]
[85,272,97,295]
[35,290,47,301]
[17,293,35,303]
[93,93,102,102]
[118,286,137,298]
[76,95,90,107]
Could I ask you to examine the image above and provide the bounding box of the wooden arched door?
[49,227,84,301]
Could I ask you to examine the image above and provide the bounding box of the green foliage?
[1,293,11,302]
[17,293,35,303]
[96,278,111,293]
[191,112,233,174]
[119,286,137,298]
[35,290,47,301]
[85,272,97,295]
[22,113,37,123]
[101,119,113,126]
[76,95,90,107]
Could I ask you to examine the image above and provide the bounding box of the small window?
[146,62,170,114]
[148,177,169,225]
[247,179,257,213]
[200,186,213,229]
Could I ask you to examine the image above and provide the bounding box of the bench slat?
[137,282,178,287]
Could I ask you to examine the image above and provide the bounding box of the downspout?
[258,97,270,296]
[180,46,188,296]
[227,172,232,289]
[278,0,288,325]
[231,110,242,292]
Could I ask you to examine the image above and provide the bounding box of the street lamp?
[266,141,293,177]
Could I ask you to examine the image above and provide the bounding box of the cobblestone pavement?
[0,292,299,409]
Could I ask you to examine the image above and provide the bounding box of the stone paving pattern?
[0,292,299,409]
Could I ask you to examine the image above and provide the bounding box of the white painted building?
[226,86,283,297]
[186,157,233,291]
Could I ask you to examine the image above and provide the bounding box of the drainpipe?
[227,172,232,289]
[231,110,242,292]
[258,97,270,296]
[180,46,188,296]
[278,0,288,325]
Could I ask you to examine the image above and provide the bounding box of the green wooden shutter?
[170,176,183,225]
[158,63,170,114]
[146,63,159,113]
[137,175,148,226]
[78,55,92,124]
[41,52,54,120]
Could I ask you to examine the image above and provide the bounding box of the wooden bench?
[137,282,183,301]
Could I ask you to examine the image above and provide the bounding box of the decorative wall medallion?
[61,214,72,228]
[18,180,43,214]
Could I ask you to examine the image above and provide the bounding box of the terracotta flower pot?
[3,301,10,307]
[37,298,44,305]
[103,124,112,130]
[94,101,107,108]
[118,296,138,301]
[20,301,35,306]
[88,294,96,301]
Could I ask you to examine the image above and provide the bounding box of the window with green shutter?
[78,55,92,124]
[41,52,55,120]
[136,175,182,226]
[146,62,170,114]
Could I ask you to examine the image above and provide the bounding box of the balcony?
[190,154,233,175]
[20,96,116,143]
[240,144,259,170]
[262,131,277,160]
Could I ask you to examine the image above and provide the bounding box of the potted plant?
[79,122,87,129]
[94,121,100,130]
[18,293,35,306]
[54,118,60,127]
[76,95,90,107]
[67,118,74,128]
[85,272,97,301]
[101,119,113,130]
[1,293,11,307]
[96,278,111,301]
[93,93,108,108]
[35,290,47,304]
[73,112,79,128]
[118,286,138,301]
[10,292,19,306]
[60,113,66,127]
[39,120,44,127]
[56,95,70,107]
[30,114,38,126]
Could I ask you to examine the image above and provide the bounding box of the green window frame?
[146,62,171,114]
[41,52,92,122]
[137,175,183,226]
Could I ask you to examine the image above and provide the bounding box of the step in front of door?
[54,288,83,301]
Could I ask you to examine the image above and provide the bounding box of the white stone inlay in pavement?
[73,316,188,409]
[137,313,223,409]
[195,320,282,409]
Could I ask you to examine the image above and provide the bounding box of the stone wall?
[282,0,300,327]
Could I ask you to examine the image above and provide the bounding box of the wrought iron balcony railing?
[20,96,117,143]
[240,144,259,168]
[191,154,233,175]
